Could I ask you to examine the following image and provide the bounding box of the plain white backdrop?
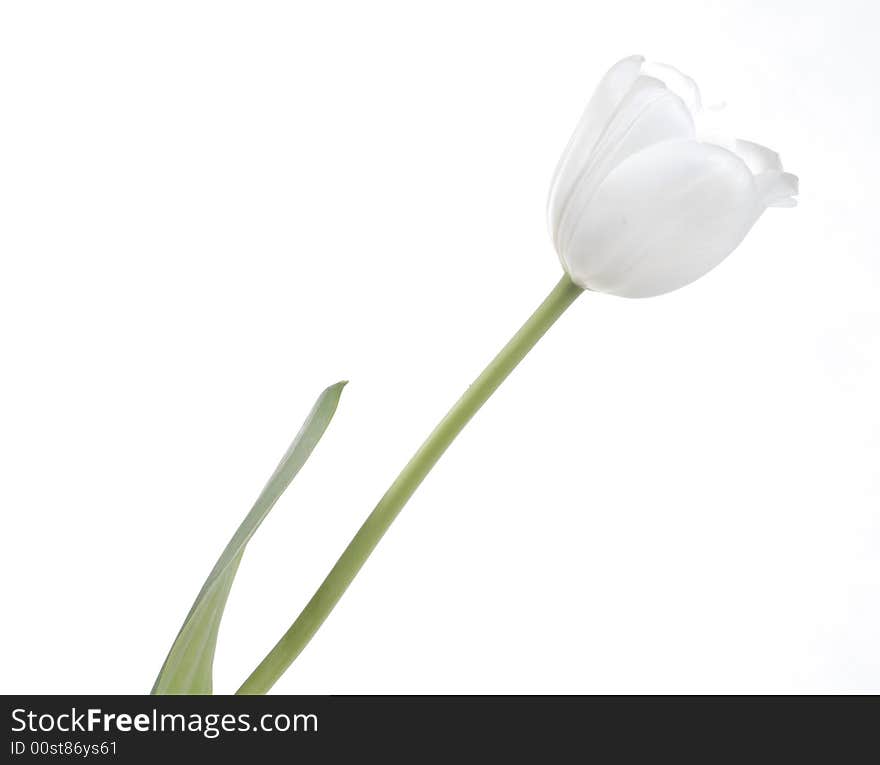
[1,1,877,694]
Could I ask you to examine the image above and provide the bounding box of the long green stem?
[237,274,583,694]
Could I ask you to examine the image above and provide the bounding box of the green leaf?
[151,381,347,694]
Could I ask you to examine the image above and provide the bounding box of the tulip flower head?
[548,55,798,298]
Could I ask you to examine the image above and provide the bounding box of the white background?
[1,1,877,694]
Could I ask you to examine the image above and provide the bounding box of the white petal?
[641,61,703,113]
[561,140,763,298]
[547,56,644,237]
[555,77,695,252]
[756,170,799,207]
[733,139,783,174]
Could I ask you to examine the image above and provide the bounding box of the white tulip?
[548,55,798,298]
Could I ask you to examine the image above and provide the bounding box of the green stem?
[237,274,583,694]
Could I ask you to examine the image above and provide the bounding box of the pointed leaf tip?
[151,381,346,694]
